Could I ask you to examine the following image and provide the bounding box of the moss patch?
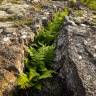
[80,0,96,10]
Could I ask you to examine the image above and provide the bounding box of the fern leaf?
[29,68,40,80]
[39,70,54,80]
[17,73,31,89]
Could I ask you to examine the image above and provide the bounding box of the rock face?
[0,0,96,96]
[53,9,96,96]
[21,7,96,96]
[0,1,67,96]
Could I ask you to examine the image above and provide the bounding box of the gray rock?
[0,1,68,96]
[52,17,96,96]
[41,16,48,26]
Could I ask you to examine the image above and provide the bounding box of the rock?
[0,3,30,18]
[33,0,40,3]
[33,7,96,96]
[41,16,48,26]
[0,22,14,27]
[0,1,67,95]
[53,15,96,96]
[0,11,10,18]
[0,45,24,96]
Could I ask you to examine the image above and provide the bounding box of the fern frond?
[17,9,68,91]
[29,68,40,80]
[17,73,31,89]
[39,70,54,80]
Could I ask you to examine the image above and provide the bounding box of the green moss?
[35,8,68,45]
[80,0,96,10]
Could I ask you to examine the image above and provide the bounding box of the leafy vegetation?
[35,8,68,46]
[17,46,55,90]
[80,0,96,10]
[17,8,68,91]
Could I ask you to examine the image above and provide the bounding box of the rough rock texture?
[0,1,67,96]
[22,6,96,96]
[53,8,96,96]
[0,0,96,96]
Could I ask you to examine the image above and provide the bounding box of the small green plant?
[17,45,55,89]
[17,8,68,91]
[35,8,68,45]
[17,73,31,89]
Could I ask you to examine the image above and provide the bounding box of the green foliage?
[80,0,96,10]
[27,45,55,72]
[17,73,31,89]
[35,8,68,45]
[17,8,68,90]
[17,45,55,89]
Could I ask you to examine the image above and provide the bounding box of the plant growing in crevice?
[17,8,68,92]
[35,8,68,46]
[17,45,55,90]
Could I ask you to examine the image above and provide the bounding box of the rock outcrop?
[0,0,67,95]
[0,0,96,96]
[22,6,96,96]
[53,8,96,96]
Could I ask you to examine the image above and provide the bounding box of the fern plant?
[17,45,55,89]
[17,8,68,91]
[35,8,68,45]
[17,73,31,89]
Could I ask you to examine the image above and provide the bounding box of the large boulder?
[53,10,96,96]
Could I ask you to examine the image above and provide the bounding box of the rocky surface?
[20,6,96,96]
[0,0,96,96]
[52,8,96,96]
[0,1,67,96]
